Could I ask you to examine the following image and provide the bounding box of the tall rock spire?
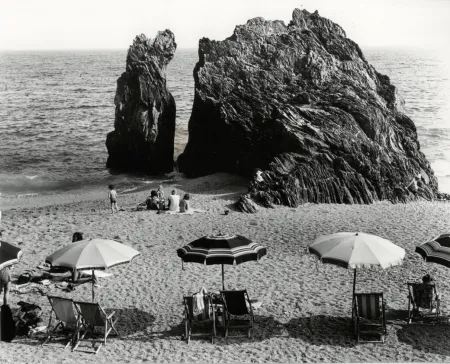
[106,31,177,174]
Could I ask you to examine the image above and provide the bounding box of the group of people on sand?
[109,184,194,214]
[144,186,191,213]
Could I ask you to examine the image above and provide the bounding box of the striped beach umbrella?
[0,240,23,270]
[309,232,405,300]
[177,233,267,290]
[416,232,450,267]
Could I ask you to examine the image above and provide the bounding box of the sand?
[1,172,450,363]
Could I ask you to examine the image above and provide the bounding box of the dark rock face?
[177,9,437,209]
[106,31,176,174]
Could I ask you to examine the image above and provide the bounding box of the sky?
[0,0,449,50]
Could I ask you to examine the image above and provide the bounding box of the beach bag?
[1,304,16,342]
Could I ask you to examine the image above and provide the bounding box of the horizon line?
[0,44,442,52]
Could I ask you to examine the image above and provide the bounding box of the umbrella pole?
[92,269,95,302]
[222,264,225,291]
[351,268,357,331]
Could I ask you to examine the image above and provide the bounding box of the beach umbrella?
[309,232,405,300]
[415,232,450,267]
[176,233,267,290]
[45,239,140,301]
[0,240,23,270]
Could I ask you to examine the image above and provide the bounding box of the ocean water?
[0,47,449,198]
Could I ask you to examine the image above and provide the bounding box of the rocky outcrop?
[106,31,176,174]
[177,9,437,210]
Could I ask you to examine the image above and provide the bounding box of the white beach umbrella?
[45,239,140,301]
[309,232,405,299]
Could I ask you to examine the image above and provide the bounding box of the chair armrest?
[106,311,116,320]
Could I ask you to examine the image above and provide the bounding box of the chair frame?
[183,294,215,344]
[72,301,119,354]
[353,292,387,343]
[41,295,79,348]
[407,282,441,324]
[220,289,254,341]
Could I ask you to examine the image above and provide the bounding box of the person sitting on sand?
[179,193,191,213]
[146,190,160,210]
[157,185,166,210]
[157,185,164,201]
[167,189,180,212]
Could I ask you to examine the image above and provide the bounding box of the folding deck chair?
[42,296,78,348]
[353,293,387,343]
[220,289,254,341]
[183,293,215,344]
[407,282,441,324]
[72,301,119,354]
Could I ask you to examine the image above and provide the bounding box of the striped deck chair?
[353,293,387,343]
[42,296,78,348]
[72,301,119,354]
[220,289,254,341]
[407,282,440,324]
[183,293,215,344]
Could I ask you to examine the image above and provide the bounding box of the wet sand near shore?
[1,173,450,363]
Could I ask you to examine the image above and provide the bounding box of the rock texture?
[177,9,437,210]
[106,31,176,174]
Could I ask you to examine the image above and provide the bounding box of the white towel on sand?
[79,270,113,278]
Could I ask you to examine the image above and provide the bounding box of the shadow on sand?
[284,315,357,348]
[396,322,450,356]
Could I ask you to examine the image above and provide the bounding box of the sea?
[0,47,449,201]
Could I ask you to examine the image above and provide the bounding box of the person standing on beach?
[108,185,119,214]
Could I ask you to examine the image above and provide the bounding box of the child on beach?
[108,184,119,214]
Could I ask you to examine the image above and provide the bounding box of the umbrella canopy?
[45,238,140,270]
[416,232,450,267]
[310,232,405,269]
[45,239,140,301]
[309,232,405,300]
[0,240,23,270]
[177,233,267,289]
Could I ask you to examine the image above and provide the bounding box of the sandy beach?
[1,172,450,363]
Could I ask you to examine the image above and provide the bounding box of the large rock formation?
[106,31,176,174]
[177,9,437,210]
